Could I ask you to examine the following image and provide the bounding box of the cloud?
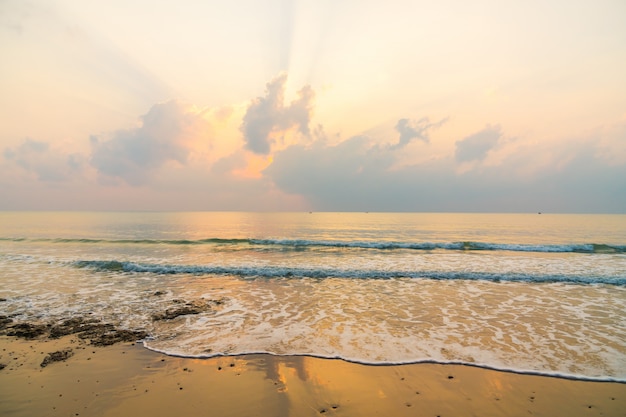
[392,117,446,149]
[266,135,392,193]
[455,124,502,163]
[3,138,84,182]
[265,135,411,210]
[3,72,623,213]
[265,127,626,213]
[90,100,210,185]
[240,73,315,154]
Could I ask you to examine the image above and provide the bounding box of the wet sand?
[1,335,624,417]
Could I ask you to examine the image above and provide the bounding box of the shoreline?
[1,335,625,417]
[143,345,626,384]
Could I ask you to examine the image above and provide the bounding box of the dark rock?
[4,316,146,347]
[49,317,146,346]
[0,363,6,370]
[0,315,12,330]
[78,326,147,347]
[152,298,225,321]
[6,323,49,339]
[49,317,103,339]
[41,348,73,367]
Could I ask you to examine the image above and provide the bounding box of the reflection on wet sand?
[1,335,625,417]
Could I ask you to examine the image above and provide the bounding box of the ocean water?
[1,212,625,381]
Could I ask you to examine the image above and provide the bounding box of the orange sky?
[1,0,625,212]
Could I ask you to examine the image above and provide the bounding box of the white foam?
[137,277,626,381]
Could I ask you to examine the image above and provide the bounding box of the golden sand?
[1,335,624,417]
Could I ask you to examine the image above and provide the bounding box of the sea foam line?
[141,343,626,384]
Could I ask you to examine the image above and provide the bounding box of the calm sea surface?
[1,212,625,381]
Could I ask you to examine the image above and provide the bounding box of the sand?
[1,335,624,417]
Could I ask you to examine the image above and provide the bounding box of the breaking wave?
[73,259,626,286]
[3,237,624,254]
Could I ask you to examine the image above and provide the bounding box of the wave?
[0,237,244,245]
[252,239,626,253]
[73,260,626,286]
[3,237,625,254]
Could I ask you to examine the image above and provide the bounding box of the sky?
[1,0,625,212]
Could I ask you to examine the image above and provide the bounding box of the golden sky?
[1,0,625,212]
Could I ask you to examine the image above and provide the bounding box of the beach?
[1,212,625,416]
[1,334,624,417]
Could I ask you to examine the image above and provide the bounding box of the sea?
[1,212,625,382]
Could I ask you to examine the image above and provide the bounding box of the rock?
[49,317,103,339]
[4,316,146,347]
[152,298,225,321]
[0,315,12,330]
[6,323,49,339]
[83,328,147,347]
[41,348,73,367]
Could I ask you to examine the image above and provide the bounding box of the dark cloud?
[90,100,210,185]
[265,129,626,213]
[240,73,315,154]
[266,136,392,195]
[3,138,83,182]
[455,124,502,163]
[266,135,422,210]
[392,117,447,149]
